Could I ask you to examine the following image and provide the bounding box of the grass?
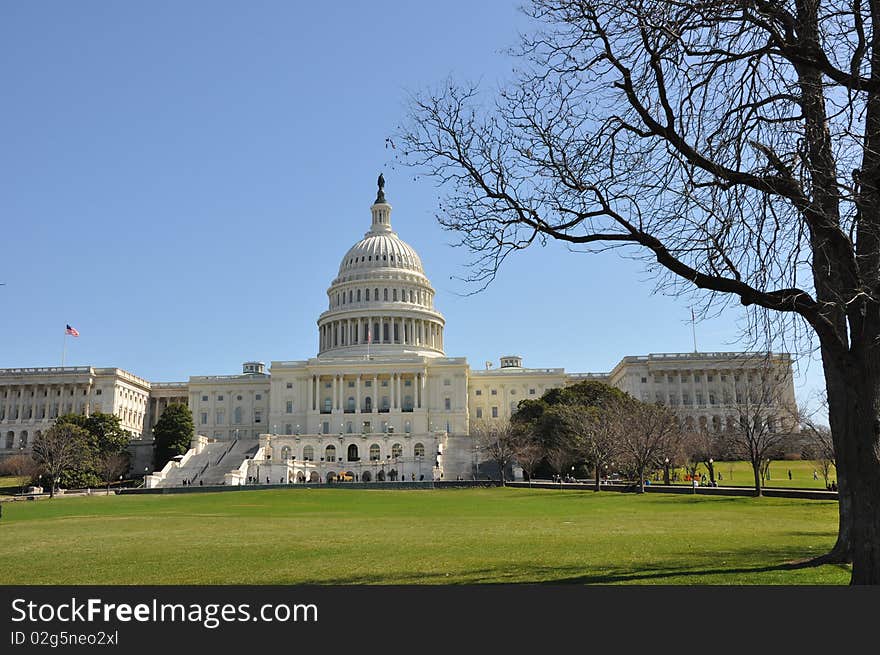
[0,487,848,585]
[0,475,29,496]
[666,459,836,489]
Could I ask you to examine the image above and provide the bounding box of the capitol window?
[218,395,224,401]
[475,390,482,396]
[286,382,292,389]
[202,395,208,402]
[286,401,293,414]
[444,379,451,386]
[384,288,389,301]
[445,398,451,411]
[490,389,497,395]
[492,406,498,417]
[529,389,536,395]
[256,394,262,400]
[476,408,483,418]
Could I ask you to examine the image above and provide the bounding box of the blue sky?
[0,1,825,412]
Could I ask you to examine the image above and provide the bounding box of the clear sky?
[0,1,826,413]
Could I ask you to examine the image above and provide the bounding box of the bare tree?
[0,453,40,495]
[616,400,682,493]
[471,419,521,484]
[557,402,620,491]
[802,418,836,489]
[96,452,130,494]
[31,424,90,498]
[512,438,544,486]
[728,362,792,496]
[399,0,880,581]
[680,425,724,486]
[544,444,576,482]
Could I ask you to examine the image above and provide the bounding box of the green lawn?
[0,487,848,585]
[0,475,29,496]
[665,459,836,489]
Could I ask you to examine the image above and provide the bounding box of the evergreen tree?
[153,403,194,468]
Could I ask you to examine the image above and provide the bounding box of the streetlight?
[663,457,670,486]
[708,458,714,486]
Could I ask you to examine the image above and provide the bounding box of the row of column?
[0,382,91,423]
[319,317,443,352]
[307,373,424,413]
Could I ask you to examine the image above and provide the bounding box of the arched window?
[348,290,353,303]
[374,288,379,300]
[364,396,372,412]
[19,431,28,448]
[370,444,381,460]
[365,288,370,301]
[325,445,336,462]
[414,442,425,457]
[383,288,388,301]
[357,289,361,302]
[392,443,402,458]
[303,446,315,461]
[281,446,291,460]
[5,431,14,449]
[347,444,359,461]
[393,289,398,301]
[309,471,320,483]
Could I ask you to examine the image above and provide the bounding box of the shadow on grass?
[297,544,850,586]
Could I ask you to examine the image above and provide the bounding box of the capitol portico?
[0,177,799,486]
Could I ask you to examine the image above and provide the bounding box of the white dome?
[316,179,446,359]
[338,232,424,276]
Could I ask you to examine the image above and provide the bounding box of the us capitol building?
[0,178,797,485]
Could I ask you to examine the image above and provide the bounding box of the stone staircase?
[154,439,259,488]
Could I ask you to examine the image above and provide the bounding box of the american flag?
[65,324,79,337]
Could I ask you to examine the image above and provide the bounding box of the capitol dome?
[316,177,446,359]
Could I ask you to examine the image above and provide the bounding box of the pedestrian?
[813,470,818,480]
[788,469,792,480]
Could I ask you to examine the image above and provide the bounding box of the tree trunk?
[707,461,715,485]
[637,467,645,494]
[594,464,601,492]
[752,461,762,497]
[822,349,880,582]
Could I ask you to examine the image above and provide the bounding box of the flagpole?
[61,330,67,369]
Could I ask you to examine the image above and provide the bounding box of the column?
[356,375,361,413]
[396,374,401,409]
[30,385,38,422]
[332,375,338,411]
[372,375,378,411]
[308,375,314,412]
